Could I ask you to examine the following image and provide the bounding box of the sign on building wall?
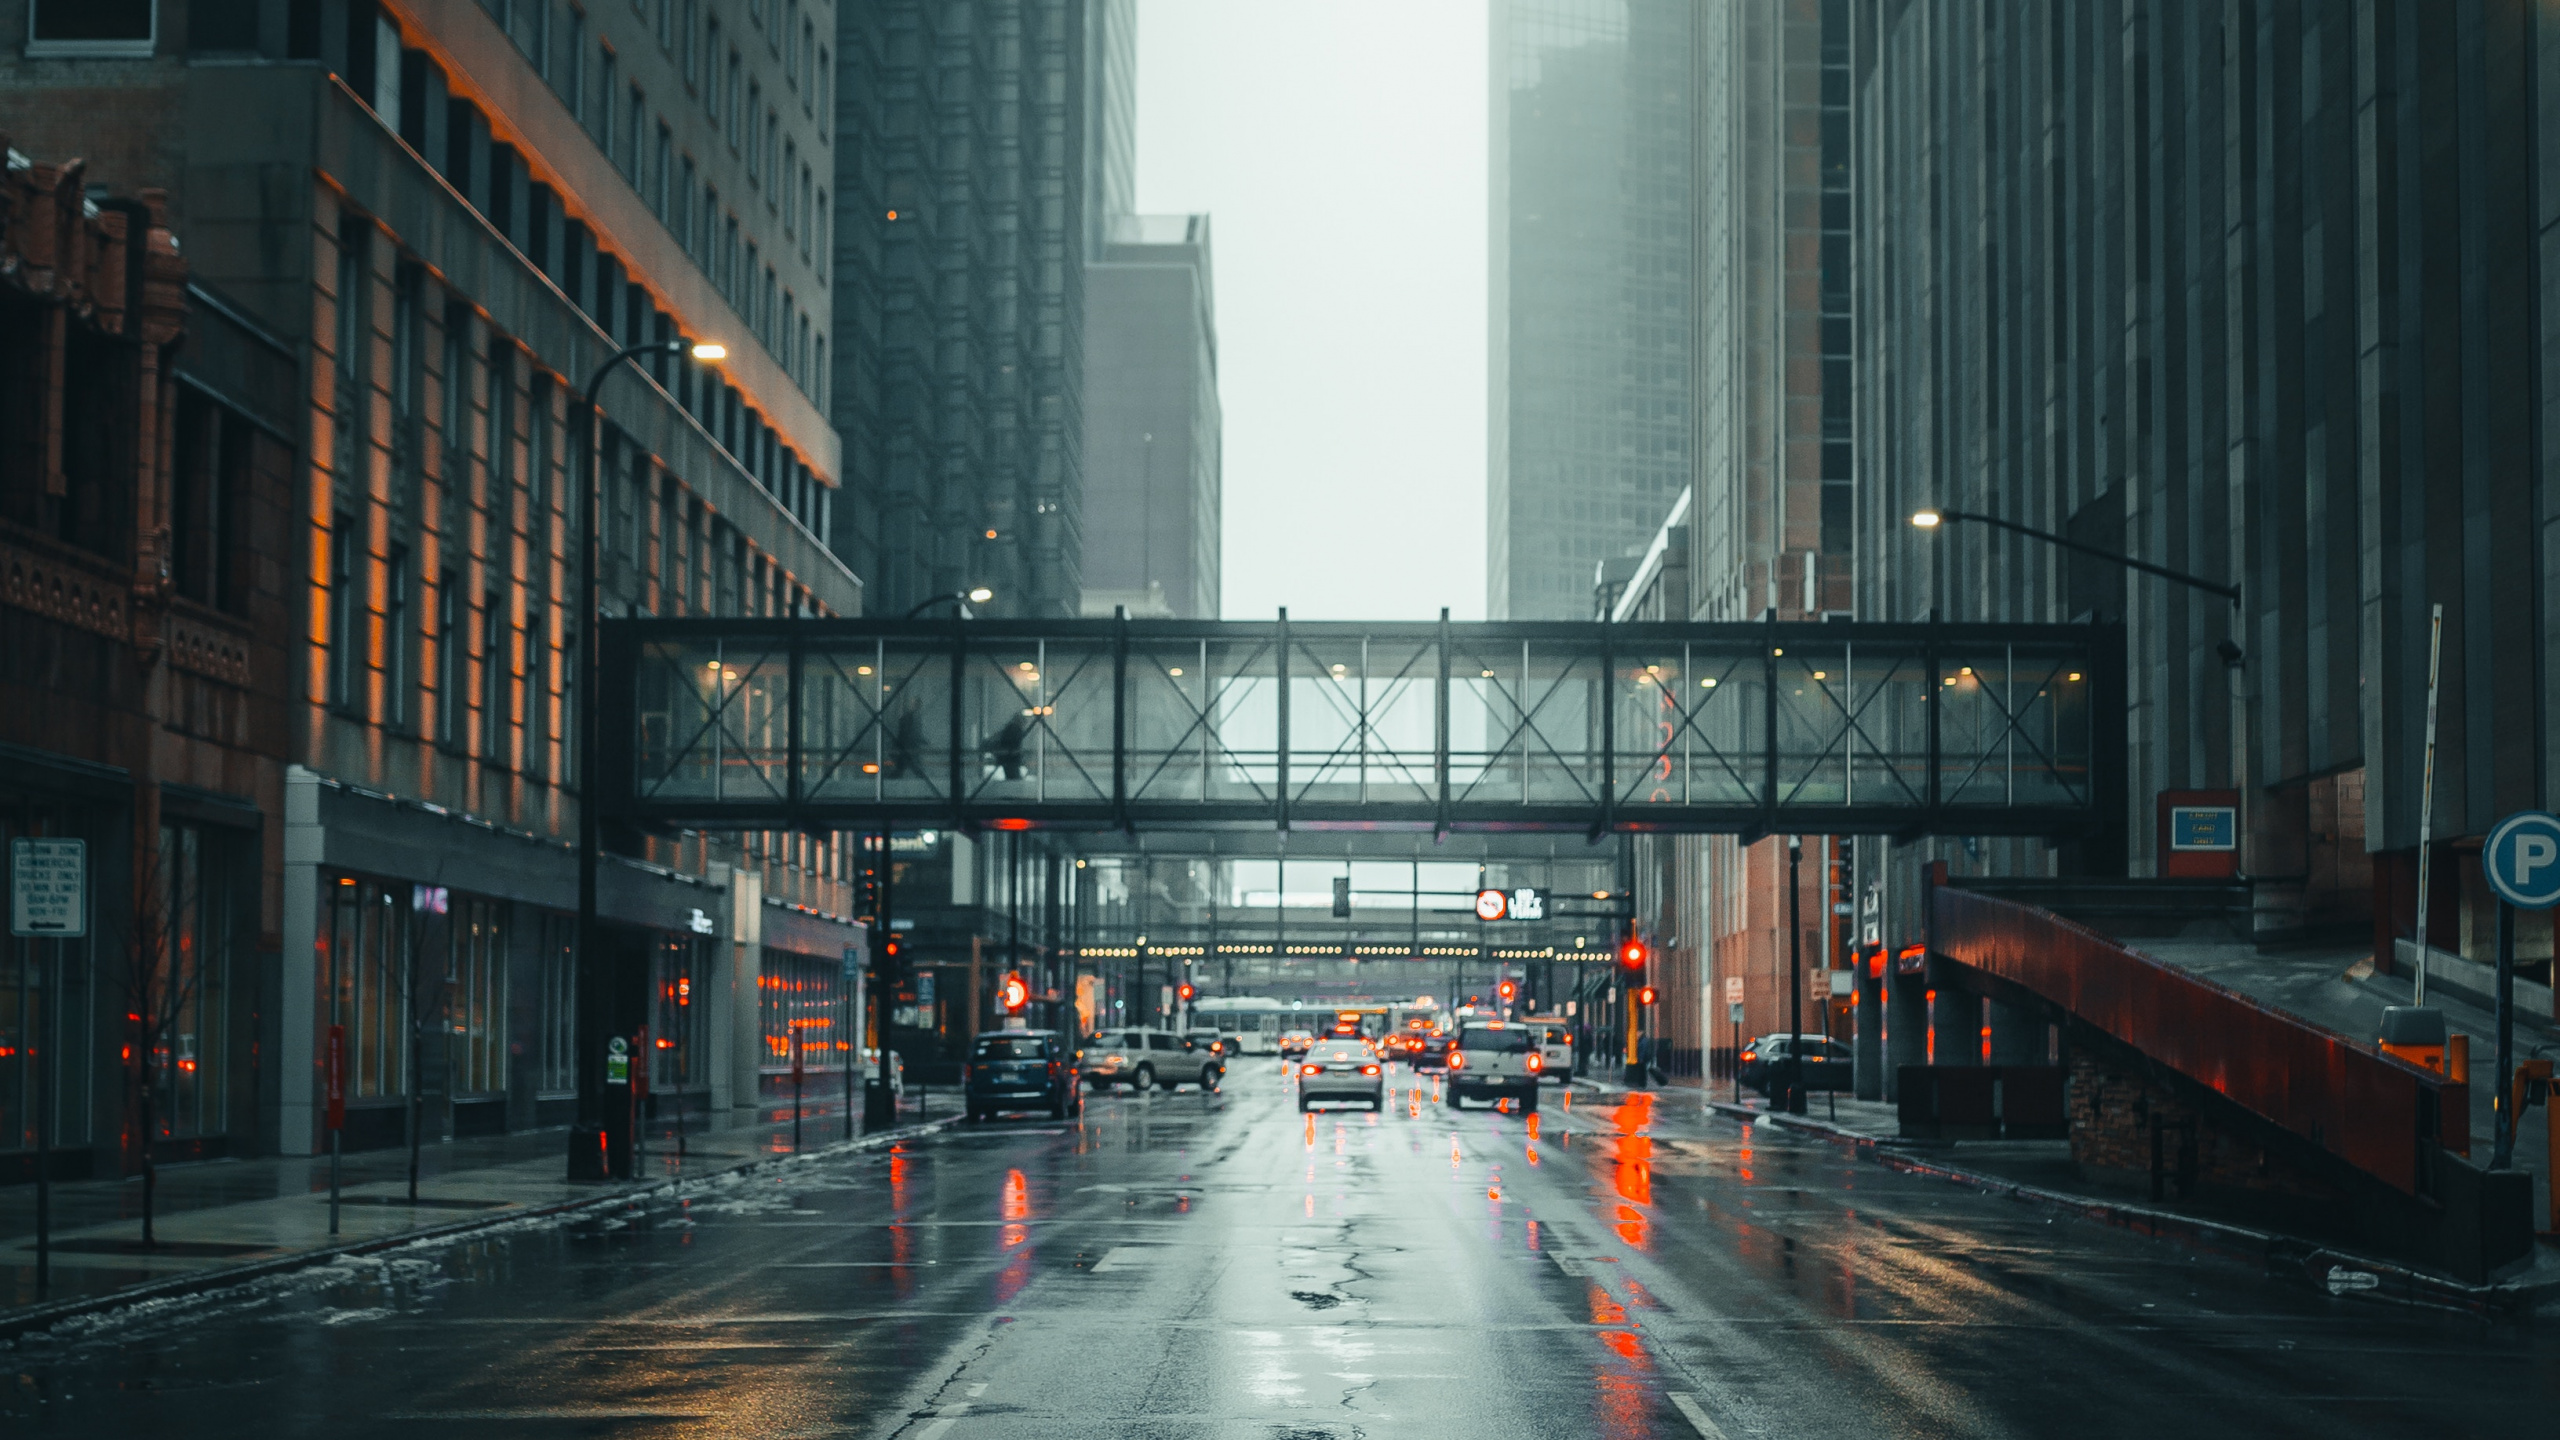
[10,838,85,937]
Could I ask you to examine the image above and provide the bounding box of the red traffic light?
[1618,937,1650,970]
[1497,979,1518,1001]
[1178,983,1196,1002]
[999,972,1029,1012]
[1637,985,1659,1007]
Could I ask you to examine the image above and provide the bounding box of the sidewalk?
[0,1089,952,1335]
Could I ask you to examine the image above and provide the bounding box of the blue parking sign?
[2483,811,2560,910]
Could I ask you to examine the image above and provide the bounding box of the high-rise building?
[1849,0,2560,963]
[1685,0,1858,1081]
[1081,213,1222,620]
[832,0,1092,618]
[1487,0,1694,620]
[0,0,866,1171]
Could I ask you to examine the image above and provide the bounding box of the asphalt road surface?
[5,1063,2553,1438]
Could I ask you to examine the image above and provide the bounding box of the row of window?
[527,0,832,406]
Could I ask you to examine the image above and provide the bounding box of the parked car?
[1277,1029,1317,1061]
[1296,1040,1385,1112]
[1736,1034,1855,1093]
[1445,1023,1542,1112]
[963,1029,1081,1121]
[1081,1028,1223,1092]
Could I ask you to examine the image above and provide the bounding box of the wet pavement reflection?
[5,1067,2560,1436]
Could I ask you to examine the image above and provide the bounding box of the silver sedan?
[1295,1043,1385,1112]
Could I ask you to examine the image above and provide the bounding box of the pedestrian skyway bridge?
[598,616,2124,839]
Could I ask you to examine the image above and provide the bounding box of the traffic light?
[1178,983,1196,1003]
[1000,972,1029,1013]
[1637,985,1659,1007]
[1497,979,1518,1003]
[1618,936,1650,971]
[878,935,907,982]
[1332,875,1352,918]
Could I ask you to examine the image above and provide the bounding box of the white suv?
[1445,1022,1543,1112]
[1081,1028,1221,1092]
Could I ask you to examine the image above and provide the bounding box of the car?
[963,1029,1081,1122]
[1081,1027,1224,1092]
[1407,1029,1455,1073]
[1277,1029,1316,1060]
[1296,1041,1385,1112]
[1736,1033,1855,1093]
[1532,1022,1575,1082]
[1182,1028,1230,1090]
[1445,1022,1542,1112]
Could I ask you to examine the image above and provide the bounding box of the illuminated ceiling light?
[985,529,999,539]
[1169,667,1184,676]
[1017,661,1036,672]
[1812,670,1827,680]
[2068,672,2083,682]
[1701,677,1718,688]
[856,665,873,675]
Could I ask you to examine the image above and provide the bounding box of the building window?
[596,47,616,154]
[323,876,411,1103]
[814,189,827,277]
[782,140,798,235]
[703,16,720,112]
[29,0,154,55]
[442,300,473,480]
[330,512,362,712]
[726,50,743,144]
[386,543,411,730]
[438,569,463,747]
[529,373,553,516]
[490,344,517,504]
[450,898,507,1097]
[680,154,698,255]
[816,46,829,129]
[169,389,247,612]
[562,9,585,111]
[746,82,762,181]
[626,86,646,184]
[481,590,509,765]
[681,0,698,83]
[764,110,779,203]
[655,936,708,1089]
[653,123,671,218]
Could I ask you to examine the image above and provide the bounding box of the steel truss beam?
[598,616,2126,840]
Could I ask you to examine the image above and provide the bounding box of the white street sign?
[11,838,86,937]
[1723,975,1744,1004]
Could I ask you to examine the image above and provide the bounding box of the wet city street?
[5,1064,2555,1438]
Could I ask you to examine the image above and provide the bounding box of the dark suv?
[964,1029,1081,1121]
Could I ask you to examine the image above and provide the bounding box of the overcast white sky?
[1133,1,1488,621]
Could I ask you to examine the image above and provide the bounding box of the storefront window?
[322,876,411,1100]
[449,897,506,1096]
[535,913,576,1095]
[0,811,96,1153]
[758,949,848,1073]
[653,935,709,1090]
[150,824,232,1138]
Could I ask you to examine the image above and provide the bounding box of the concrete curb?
[0,1117,963,1347]
[1704,1099,2559,1318]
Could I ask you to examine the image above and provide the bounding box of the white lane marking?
[966,1383,989,1398]
[1669,1393,1729,1439]
[1090,1246,1158,1272]
[914,1401,972,1439]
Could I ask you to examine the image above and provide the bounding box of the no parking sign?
[2484,811,2560,911]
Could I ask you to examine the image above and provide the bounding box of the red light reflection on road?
[1614,1133,1653,1206]
[1000,1167,1030,1248]
[1615,1203,1648,1248]
[1588,1284,1627,1325]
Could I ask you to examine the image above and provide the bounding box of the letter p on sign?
[2485,811,2560,911]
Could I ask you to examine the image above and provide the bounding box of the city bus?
[1188,996,1292,1055]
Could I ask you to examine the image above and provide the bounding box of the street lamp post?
[573,338,723,1181]
[907,587,994,620]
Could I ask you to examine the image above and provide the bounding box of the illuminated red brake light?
[1526,1053,1544,1072]
[1740,1050,1757,1063]
[1302,1063,1321,1076]
[1448,1052,1466,1069]
[1362,1064,1380,1075]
